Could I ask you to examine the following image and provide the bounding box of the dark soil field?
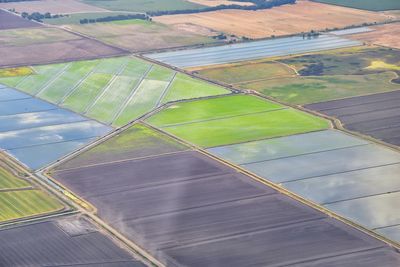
[0,27,126,68]
[306,90,400,146]
[0,216,145,266]
[50,125,400,267]
[0,10,41,30]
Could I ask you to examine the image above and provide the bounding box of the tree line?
[80,14,150,24]
[147,0,296,16]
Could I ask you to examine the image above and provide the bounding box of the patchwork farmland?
[146,94,330,147]
[207,129,400,243]
[0,26,126,68]
[194,46,400,104]
[1,1,400,266]
[146,34,361,68]
[0,161,63,222]
[50,123,400,267]
[0,56,229,127]
[0,85,111,169]
[0,215,146,266]
[154,0,396,39]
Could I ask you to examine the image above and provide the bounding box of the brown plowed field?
[155,1,396,38]
[0,9,41,30]
[0,0,107,14]
[348,23,400,49]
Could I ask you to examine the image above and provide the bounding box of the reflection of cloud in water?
[326,192,400,229]
[18,113,42,124]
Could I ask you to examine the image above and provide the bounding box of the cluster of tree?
[299,62,325,76]
[302,30,320,39]
[21,12,65,22]
[147,0,296,16]
[79,14,150,24]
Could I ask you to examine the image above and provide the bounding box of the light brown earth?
[187,0,253,6]
[348,23,400,49]
[0,0,107,14]
[66,20,216,52]
[155,1,397,38]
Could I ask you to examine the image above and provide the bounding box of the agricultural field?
[0,27,125,68]
[306,90,400,146]
[0,216,146,266]
[0,9,41,30]
[146,95,330,147]
[80,0,204,12]
[50,123,400,267]
[0,162,63,223]
[0,56,228,127]
[0,86,111,169]
[208,129,400,243]
[43,11,136,25]
[154,1,395,39]
[348,23,400,49]
[187,0,254,6]
[65,19,216,52]
[146,34,361,68]
[312,0,400,11]
[194,46,400,104]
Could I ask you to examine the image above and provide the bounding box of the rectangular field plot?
[0,56,229,127]
[313,0,400,11]
[0,216,146,267]
[0,166,30,190]
[0,9,41,30]
[147,95,329,147]
[51,143,400,266]
[306,90,400,146]
[54,124,188,170]
[208,130,368,164]
[326,192,400,230]
[0,87,111,169]
[0,27,125,68]
[207,129,400,244]
[0,190,63,222]
[146,34,361,68]
[243,144,400,183]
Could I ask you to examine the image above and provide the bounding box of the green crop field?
[195,61,295,85]
[0,56,228,127]
[0,165,63,223]
[148,95,283,126]
[196,47,400,105]
[0,167,30,190]
[0,190,63,222]
[81,0,204,12]
[312,0,400,11]
[43,12,136,25]
[147,95,330,147]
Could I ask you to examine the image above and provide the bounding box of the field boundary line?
[322,189,400,206]
[84,60,130,114]
[280,161,400,184]
[0,187,33,193]
[0,96,31,103]
[374,224,400,231]
[139,121,400,249]
[36,63,72,96]
[160,107,288,128]
[58,60,104,105]
[240,143,370,166]
[111,64,154,125]
[155,72,177,107]
[13,74,32,88]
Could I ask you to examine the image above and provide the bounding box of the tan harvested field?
[187,0,253,6]
[348,23,400,49]
[66,20,216,52]
[0,27,125,67]
[0,0,107,14]
[155,1,396,38]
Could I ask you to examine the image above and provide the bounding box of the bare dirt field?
[66,20,216,52]
[0,0,107,14]
[187,0,253,6]
[348,23,400,49]
[0,27,125,67]
[0,9,41,30]
[155,1,397,39]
